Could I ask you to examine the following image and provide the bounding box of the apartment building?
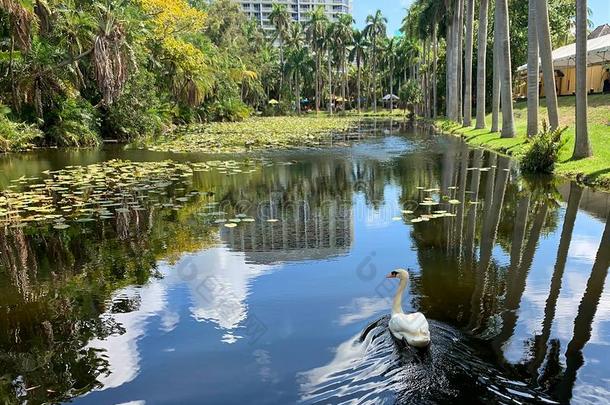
[237,0,352,31]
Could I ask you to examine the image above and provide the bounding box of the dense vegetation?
[0,0,279,148]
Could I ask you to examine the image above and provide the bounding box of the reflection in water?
[1,121,610,404]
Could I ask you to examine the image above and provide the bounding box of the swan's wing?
[389,312,430,335]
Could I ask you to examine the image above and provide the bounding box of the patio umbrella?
[382,94,400,101]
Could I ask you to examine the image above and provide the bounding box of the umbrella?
[382,94,400,101]
[268,99,279,105]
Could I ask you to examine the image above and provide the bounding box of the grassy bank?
[435,94,610,189]
[144,116,361,153]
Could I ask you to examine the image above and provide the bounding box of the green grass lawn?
[435,94,610,189]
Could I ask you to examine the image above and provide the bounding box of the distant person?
[603,68,610,93]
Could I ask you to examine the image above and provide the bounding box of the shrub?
[104,70,172,142]
[399,80,423,119]
[0,105,43,153]
[203,98,251,122]
[520,122,568,174]
[47,98,101,147]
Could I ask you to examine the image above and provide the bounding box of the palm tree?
[364,10,387,113]
[334,13,354,111]
[286,47,310,114]
[304,6,328,113]
[349,29,368,113]
[573,0,592,159]
[527,0,539,137]
[535,0,560,129]
[475,0,489,129]
[497,0,515,138]
[462,0,475,126]
[268,3,290,102]
[324,23,335,114]
[382,37,398,113]
[446,0,463,121]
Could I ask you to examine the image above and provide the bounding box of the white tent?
[517,34,610,72]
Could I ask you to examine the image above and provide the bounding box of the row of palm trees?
[406,0,593,159]
[269,5,421,114]
[267,1,593,160]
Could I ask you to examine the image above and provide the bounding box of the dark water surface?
[1,121,610,404]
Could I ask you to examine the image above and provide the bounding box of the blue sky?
[353,0,610,37]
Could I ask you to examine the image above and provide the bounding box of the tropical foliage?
[0,0,277,147]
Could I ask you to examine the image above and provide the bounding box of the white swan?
[386,269,430,348]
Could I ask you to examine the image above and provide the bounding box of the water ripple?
[299,317,557,404]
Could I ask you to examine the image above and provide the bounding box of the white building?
[238,0,352,31]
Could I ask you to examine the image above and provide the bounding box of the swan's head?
[386,268,409,280]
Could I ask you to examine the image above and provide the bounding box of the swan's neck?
[392,277,407,315]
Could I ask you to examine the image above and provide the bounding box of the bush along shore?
[434,94,610,190]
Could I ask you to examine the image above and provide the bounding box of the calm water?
[1,121,610,404]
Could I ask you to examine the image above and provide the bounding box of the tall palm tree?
[475,0,489,129]
[497,0,515,138]
[285,21,305,112]
[349,29,368,113]
[535,0,560,129]
[463,0,475,126]
[304,6,328,113]
[334,13,354,111]
[268,4,291,102]
[324,23,335,114]
[382,37,398,113]
[527,0,539,137]
[446,0,462,122]
[573,0,592,159]
[286,47,310,114]
[364,10,387,113]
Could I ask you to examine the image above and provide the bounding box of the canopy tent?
[517,34,610,72]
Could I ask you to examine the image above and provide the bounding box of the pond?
[1,120,610,404]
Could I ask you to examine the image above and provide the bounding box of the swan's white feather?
[389,312,431,347]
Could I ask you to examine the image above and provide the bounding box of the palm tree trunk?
[328,48,333,115]
[279,39,284,103]
[373,39,378,113]
[491,0,501,132]
[296,71,301,114]
[497,0,516,137]
[457,0,464,123]
[341,49,347,111]
[390,62,394,114]
[527,0,539,137]
[463,0,475,126]
[432,21,438,119]
[475,0,489,129]
[357,57,361,113]
[573,0,592,158]
[535,0,560,129]
[315,48,320,113]
[446,18,453,118]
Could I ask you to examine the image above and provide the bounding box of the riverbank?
[434,94,610,189]
[142,116,361,153]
